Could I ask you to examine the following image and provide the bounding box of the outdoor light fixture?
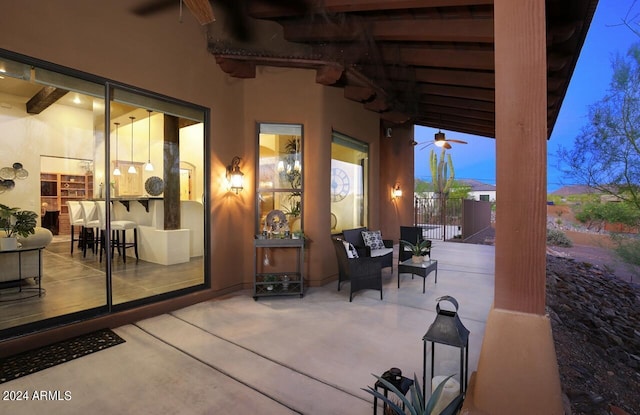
[113,122,121,176]
[226,156,244,193]
[128,116,137,174]
[145,110,154,172]
[392,184,402,199]
[434,131,447,147]
[422,296,470,404]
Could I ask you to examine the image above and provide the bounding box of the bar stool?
[79,200,100,257]
[95,201,138,263]
[66,201,85,255]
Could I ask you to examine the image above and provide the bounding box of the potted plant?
[0,203,38,251]
[400,238,432,263]
[363,373,463,415]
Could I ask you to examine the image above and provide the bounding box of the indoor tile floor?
[1,241,495,415]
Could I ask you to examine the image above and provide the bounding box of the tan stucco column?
[462,0,564,414]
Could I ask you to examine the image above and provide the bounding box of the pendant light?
[113,122,121,176]
[144,110,154,171]
[294,136,301,172]
[128,116,137,174]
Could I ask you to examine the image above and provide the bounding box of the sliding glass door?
[0,52,208,336]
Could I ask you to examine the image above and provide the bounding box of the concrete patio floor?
[2,241,495,414]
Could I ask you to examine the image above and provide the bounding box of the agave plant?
[400,238,432,257]
[363,373,463,415]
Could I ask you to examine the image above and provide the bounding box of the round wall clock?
[330,167,350,202]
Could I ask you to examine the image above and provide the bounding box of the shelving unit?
[40,172,93,235]
[253,237,304,300]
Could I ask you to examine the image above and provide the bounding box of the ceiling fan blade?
[131,0,176,16]
[183,0,215,25]
[446,139,468,144]
[443,142,452,150]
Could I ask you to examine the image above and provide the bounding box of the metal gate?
[414,196,463,241]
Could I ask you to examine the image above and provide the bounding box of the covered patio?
[2,241,494,414]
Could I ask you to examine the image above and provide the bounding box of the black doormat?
[0,329,125,384]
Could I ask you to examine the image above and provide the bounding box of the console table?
[253,237,304,300]
[0,246,44,301]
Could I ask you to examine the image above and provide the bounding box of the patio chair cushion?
[371,247,394,258]
[342,240,360,258]
[361,230,385,250]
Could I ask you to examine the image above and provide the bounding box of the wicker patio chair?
[332,238,383,302]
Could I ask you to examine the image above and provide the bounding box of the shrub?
[547,228,573,247]
[611,234,640,281]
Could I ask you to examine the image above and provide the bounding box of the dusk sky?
[413,0,639,193]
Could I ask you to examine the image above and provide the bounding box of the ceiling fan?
[415,129,468,150]
[131,0,310,41]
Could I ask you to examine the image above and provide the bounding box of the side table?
[373,374,414,415]
[398,258,438,293]
[0,246,44,301]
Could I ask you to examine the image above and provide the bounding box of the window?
[331,131,368,233]
[0,53,208,335]
[479,194,490,202]
[256,123,303,234]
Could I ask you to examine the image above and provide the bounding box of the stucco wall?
[379,124,416,242]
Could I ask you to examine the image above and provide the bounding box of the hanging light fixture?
[128,116,137,174]
[145,110,154,172]
[113,122,121,176]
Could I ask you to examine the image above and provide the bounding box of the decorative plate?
[265,209,288,230]
[0,167,16,180]
[15,167,29,179]
[145,176,164,196]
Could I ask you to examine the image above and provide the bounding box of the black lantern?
[422,295,470,400]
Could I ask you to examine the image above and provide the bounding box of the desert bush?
[547,228,573,247]
[611,234,640,281]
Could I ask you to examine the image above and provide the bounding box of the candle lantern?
[422,296,470,401]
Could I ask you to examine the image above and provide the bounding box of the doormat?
[0,329,125,384]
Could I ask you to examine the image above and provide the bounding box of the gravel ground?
[546,255,639,415]
[462,218,639,414]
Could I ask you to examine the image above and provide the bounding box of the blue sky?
[414,0,639,192]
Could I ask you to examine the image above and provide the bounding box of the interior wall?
[0,94,94,217]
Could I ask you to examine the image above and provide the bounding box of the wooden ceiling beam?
[249,0,494,18]
[419,104,495,122]
[364,96,389,112]
[417,83,494,102]
[419,112,494,129]
[214,57,257,78]
[414,68,494,88]
[416,118,495,138]
[380,46,495,70]
[282,17,493,43]
[316,64,344,85]
[26,86,68,114]
[419,95,494,112]
[344,85,376,102]
[380,110,411,124]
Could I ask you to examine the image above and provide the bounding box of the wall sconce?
[226,156,244,193]
[392,184,403,199]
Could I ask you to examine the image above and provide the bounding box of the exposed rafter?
[206,0,598,139]
[26,86,68,114]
